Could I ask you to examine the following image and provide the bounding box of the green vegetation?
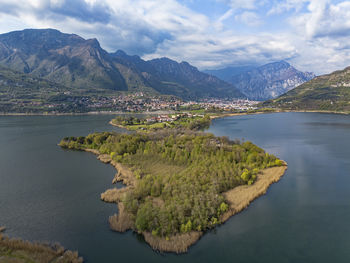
[0,65,118,113]
[110,114,211,131]
[263,66,350,112]
[59,130,283,238]
[0,232,83,263]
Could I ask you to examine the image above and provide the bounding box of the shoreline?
[109,121,126,129]
[221,164,287,222]
[0,226,83,262]
[210,109,350,120]
[83,148,287,253]
[2,109,349,117]
[276,109,350,115]
[0,110,176,116]
[210,111,268,120]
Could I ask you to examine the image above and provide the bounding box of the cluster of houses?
[183,99,259,111]
[145,113,203,123]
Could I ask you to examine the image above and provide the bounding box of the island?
[0,227,83,263]
[59,114,287,253]
[110,113,211,131]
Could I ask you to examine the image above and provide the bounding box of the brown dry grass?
[84,148,99,155]
[127,155,186,178]
[109,203,134,232]
[97,154,112,163]
[108,121,125,129]
[84,148,136,186]
[0,233,83,263]
[221,165,287,222]
[110,161,135,186]
[100,186,132,203]
[143,232,202,254]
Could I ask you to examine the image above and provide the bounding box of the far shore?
[83,147,287,253]
[0,110,176,116]
[109,121,125,129]
[2,108,349,117]
[210,109,350,120]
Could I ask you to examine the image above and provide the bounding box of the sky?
[0,0,349,75]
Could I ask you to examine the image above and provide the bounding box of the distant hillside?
[111,50,244,99]
[262,66,350,112]
[0,29,244,100]
[204,66,256,82]
[206,61,314,101]
[0,65,71,112]
[0,29,127,91]
[148,58,244,99]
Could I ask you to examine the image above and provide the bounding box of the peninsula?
[0,227,83,263]
[110,113,211,131]
[59,115,287,253]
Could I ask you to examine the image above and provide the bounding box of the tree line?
[60,130,283,238]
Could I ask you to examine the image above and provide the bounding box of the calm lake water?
[1,112,350,262]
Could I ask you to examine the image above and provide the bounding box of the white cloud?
[235,11,262,26]
[143,31,296,69]
[283,0,350,74]
[227,0,256,9]
[0,0,350,74]
[268,0,309,14]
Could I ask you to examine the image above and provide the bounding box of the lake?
[1,112,350,262]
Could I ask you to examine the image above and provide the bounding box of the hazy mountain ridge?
[204,66,256,82]
[206,61,315,101]
[263,66,350,111]
[146,57,244,99]
[0,29,244,100]
[111,52,244,99]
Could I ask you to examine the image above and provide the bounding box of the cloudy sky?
[0,0,349,74]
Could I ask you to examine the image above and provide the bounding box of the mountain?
[0,29,243,100]
[206,61,314,101]
[111,51,244,99]
[204,66,256,82]
[148,58,244,99]
[0,65,71,112]
[0,29,127,92]
[262,66,350,112]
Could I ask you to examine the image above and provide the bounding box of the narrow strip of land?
[0,227,83,263]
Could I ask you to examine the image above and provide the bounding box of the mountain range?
[0,28,243,100]
[205,61,315,101]
[0,65,71,112]
[262,66,350,112]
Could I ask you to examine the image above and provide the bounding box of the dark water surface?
[1,113,350,262]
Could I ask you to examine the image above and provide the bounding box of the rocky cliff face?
[145,58,244,99]
[230,61,315,101]
[263,66,350,111]
[0,29,244,99]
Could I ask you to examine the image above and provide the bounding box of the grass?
[127,154,186,177]
[0,233,83,263]
[124,122,168,131]
[263,66,350,112]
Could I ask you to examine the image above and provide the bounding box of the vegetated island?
[109,113,211,131]
[0,227,83,263]
[59,115,287,253]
